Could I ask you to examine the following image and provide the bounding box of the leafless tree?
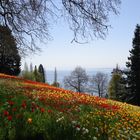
[62,0,121,42]
[0,0,121,54]
[63,66,88,92]
[91,72,108,97]
[0,0,54,54]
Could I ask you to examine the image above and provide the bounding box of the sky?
[22,0,140,71]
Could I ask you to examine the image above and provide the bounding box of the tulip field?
[0,73,140,140]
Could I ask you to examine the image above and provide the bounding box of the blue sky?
[22,0,140,70]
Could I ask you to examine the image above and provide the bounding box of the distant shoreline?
[45,68,114,86]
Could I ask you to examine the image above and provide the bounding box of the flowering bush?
[0,73,140,140]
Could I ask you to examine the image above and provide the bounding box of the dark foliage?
[38,64,46,83]
[0,25,21,76]
[125,24,140,106]
[108,65,127,102]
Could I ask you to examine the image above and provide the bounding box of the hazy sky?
[22,0,140,70]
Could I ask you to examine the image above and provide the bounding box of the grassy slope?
[0,73,140,140]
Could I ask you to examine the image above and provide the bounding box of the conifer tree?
[125,24,140,106]
[108,73,121,100]
[54,67,57,84]
[22,62,35,81]
[30,63,33,72]
[52,67,59,87]
[38,64,46,83]
[108,65,126,101]
[0,25,21,75]
[34,65,42,82]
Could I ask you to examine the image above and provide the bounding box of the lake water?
[45,68,112,87]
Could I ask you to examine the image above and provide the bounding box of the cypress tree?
[54,67,57,84]
[38,64,46,83]
[52,67,59,87]
[125,24,140,106]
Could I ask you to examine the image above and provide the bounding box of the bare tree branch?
[0,0,121,54]
[63,66,88,92]
[62,0,121,42]
[91,72,108,97]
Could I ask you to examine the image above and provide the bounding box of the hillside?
[0,73,140,140]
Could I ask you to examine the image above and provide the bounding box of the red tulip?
[4,110,9,116]
[40,108,45,113]
[7,115,12,121]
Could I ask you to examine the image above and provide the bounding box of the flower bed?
[0,73,140,140]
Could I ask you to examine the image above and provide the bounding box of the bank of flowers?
[0,73,140,140]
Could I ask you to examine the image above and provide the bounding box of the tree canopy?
[38,64,46,83]
[0,0,121,53]
[0,25,21,75]
[125,24,140,106]
[108,66,126,101]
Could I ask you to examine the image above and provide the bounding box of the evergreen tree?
[34,65,42,82]
[0,25,21,75]
[108,65,126,101]
[30,63,33,72]
[22,62,35,81]
[125,24,140,106]
[108,73,121,100]
[108,65,121,99]
[38,64,46,83]
[116,74,127,102]
[54,67,57,84]
[52,67,59,87]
